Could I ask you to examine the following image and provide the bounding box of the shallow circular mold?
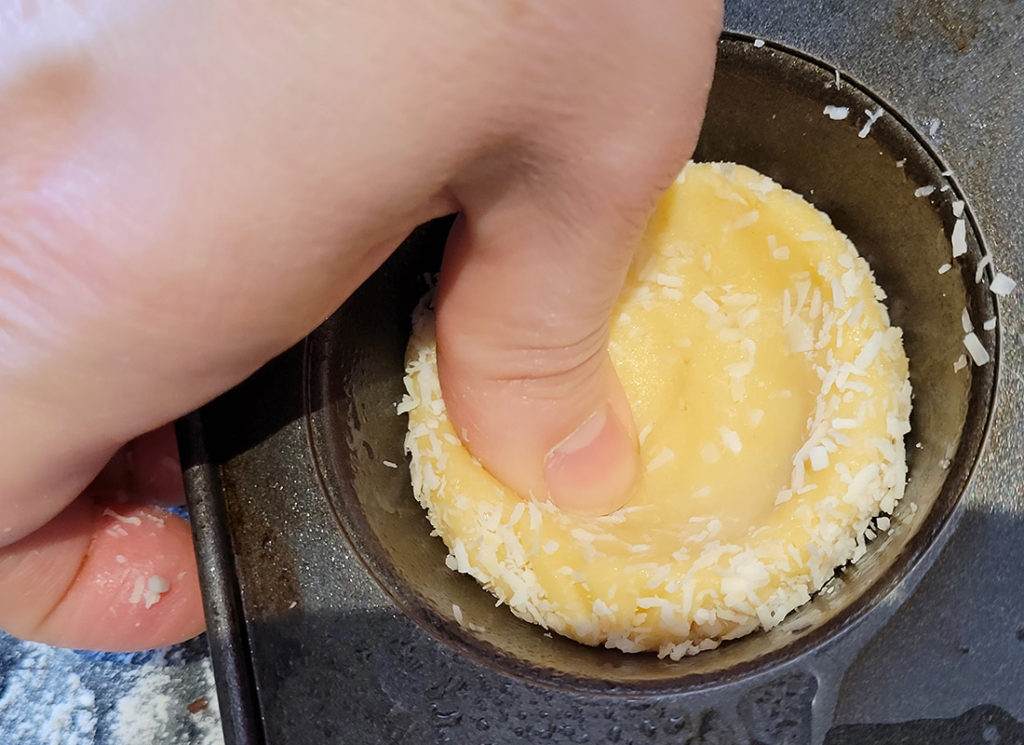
[303,31,997,718]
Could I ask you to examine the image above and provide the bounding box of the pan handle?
[727,638,859,745]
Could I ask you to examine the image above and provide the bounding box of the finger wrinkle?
[29,518,94,634]
[446,328,609,387]
[0,495,94,634]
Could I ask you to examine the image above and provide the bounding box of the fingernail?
[544,404,640,515]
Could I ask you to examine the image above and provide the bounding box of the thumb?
[437,208,639,516]
[436,148,697,515]
[434,2,720,515]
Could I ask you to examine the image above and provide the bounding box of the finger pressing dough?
[400,162,911,658]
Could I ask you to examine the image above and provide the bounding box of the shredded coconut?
[858,107,884,138]
[823,105,849,120]
[646,447,676,472]
[990,273,1016,296]
[963,332,990,366]
[951,219,968,257]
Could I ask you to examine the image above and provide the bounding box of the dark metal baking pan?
[179,33,999,745]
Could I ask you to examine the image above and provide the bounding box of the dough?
[401,162,911,658]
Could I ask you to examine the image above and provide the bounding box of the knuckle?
[444,315,610,389]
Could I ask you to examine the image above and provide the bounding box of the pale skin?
[0,0,722,651]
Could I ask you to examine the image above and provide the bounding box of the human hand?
[0,0,721,650]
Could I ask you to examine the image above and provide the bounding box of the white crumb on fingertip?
[128,574,170,608]
[128,577,146,605]
[143,576,170,609]
[103,508,142,527]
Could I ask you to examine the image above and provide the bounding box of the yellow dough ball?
[401,162,911,658]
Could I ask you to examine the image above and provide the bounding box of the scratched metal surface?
[1,2,1022,744]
